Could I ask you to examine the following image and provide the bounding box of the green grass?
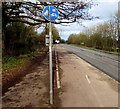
[3,64,17,71]
[2,47,48,73]
[90,48,120,55]
[2,56,25,72]
[18,54,29,58]
[70,44,120,55]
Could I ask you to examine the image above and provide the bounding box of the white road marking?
[55,50,61,89]
[85,74,103,106]
[86,75,91,84]
[56,68,58,71]
[56,70,61,89]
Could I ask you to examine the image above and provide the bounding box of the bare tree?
[2,1,94,27]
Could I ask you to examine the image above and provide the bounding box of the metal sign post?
[49,21,53,105]
[43,6,58,105]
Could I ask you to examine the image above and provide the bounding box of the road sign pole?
[43,5,58,105]
[49,21,53,105]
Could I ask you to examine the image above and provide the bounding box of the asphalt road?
[56,45,118,107]
[60,44,119,82]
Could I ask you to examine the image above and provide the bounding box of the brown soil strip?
[2,49,48,95]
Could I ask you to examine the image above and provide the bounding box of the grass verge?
[70,44,120,55]
[2,47,48,74]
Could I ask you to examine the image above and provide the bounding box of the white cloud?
[89,0,119,18]
[60,30,80,40]
[35,0,119,40]
[95,0,119,2]
[56,0,119,40]
[37,26,45,34]
[55,18,110,40]
[55,23,84,40]
[82,18,108,27]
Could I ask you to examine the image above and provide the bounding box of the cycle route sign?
[43,6,59,22]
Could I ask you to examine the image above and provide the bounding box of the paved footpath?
[56,45,119,107]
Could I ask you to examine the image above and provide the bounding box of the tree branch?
[2,1,95,26]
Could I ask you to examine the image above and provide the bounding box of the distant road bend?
[60,44,120,82]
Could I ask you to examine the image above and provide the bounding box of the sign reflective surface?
[43,6,59,21]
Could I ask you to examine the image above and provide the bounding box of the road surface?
[60,44,119,81]
[55,45,118,107]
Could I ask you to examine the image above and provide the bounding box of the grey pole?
[43,6,58,105]
[49,21,53,105]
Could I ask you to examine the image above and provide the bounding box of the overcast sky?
[55,0,119,40]
[37,0,119,40]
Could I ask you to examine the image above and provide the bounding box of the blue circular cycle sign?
[43,6,59,22]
